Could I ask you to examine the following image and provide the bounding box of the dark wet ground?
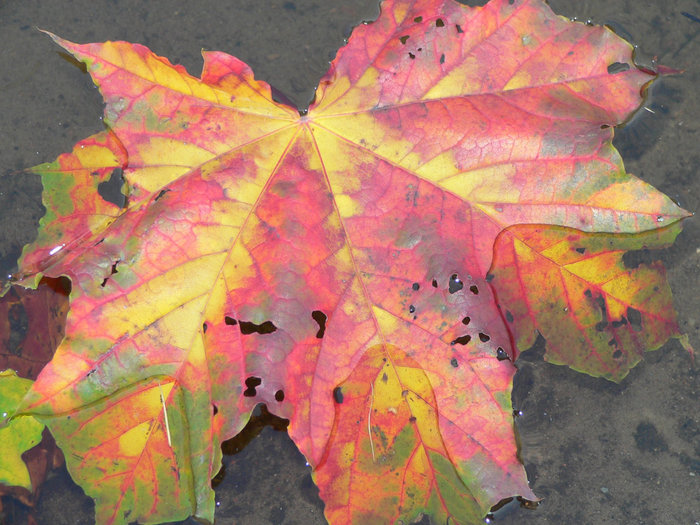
[0,0,698,524]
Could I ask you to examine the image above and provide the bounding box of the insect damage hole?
[243,376,262,397]
[154,188,170,201]
[450,334,471,345]
[97,167,127,208]
[275,389,285,402]
[224,316,237,326]
[239,320,277,335]
[333,386,344,404]
[448,274,464,294]
[100,260,120,287]
[311,310,327,338]
[607,62,630,74]
[496,347,509,361]
[627,307,643,331]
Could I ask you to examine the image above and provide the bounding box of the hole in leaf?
[212,404,219,415]
[505,310,514,323]
[154,188,170,202]
[412,282,420,291]
[622,248,657,269]
[333,386,343,404]
[469,285,479,295]
[100,260,120,287]
[413,16,423,22]
[607,62,630,74]
[485,273,494,282]
[612,349,623,359]
[399,35,410,44]
[496,347,509,361]
[432,279,438,288]
[409,416,416,422]
[612,317,628,328]
[439,53,445,64]
[575,247,586,254]
[595,321,608,332]
[275,389,285,402]
[243,376,262,397]
[311,310,327,338]
[461,316,471,325]
[98,168,126,208]
[451,334,471,345]
[456,24,464,33]
[224,316,237,326]
[202,322,208,333]
[409,304,416,314]
[450,358,459,368]
[381,373,388,382]
[408,52,416,59]
[436,18,445,27]
[239,320,277,335]
[479,332,490,342]
[584,289,593,298]
[449,274,464,294]
[627,307,642,331]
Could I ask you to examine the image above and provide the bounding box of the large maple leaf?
[6,0,690,523]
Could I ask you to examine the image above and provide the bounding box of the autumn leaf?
[0,278,70,380]
[7,0,690,523]
[0,370,45,491]
[490,223,688,381]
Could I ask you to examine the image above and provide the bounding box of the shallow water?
[0,0,698,524]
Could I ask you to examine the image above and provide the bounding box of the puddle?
[0,0,698,524]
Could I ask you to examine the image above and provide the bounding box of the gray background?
[0,0,698,523]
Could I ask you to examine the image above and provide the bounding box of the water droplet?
[49,244,65,256]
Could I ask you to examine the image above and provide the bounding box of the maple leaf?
[6,0,691,523]
[0,370,45,491]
